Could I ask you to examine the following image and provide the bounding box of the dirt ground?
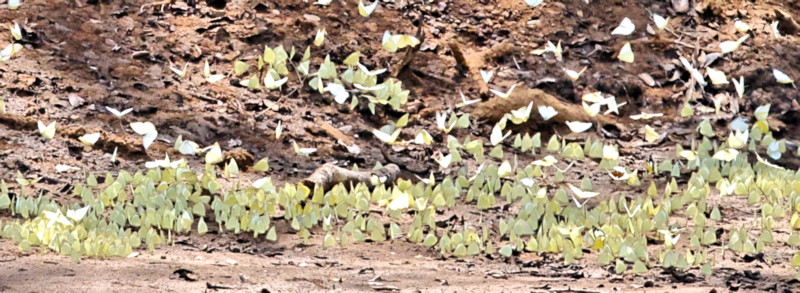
[2,0,800,291]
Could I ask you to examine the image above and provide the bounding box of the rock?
[672,0,689,13]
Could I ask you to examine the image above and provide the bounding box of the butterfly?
[37,120,56,139]
[618,42,634,63]
[325,82,349,104]
[79,132,101,146]
[170,62,189,78]
[313,28,326,47]
[712,148,739,161]
[264,73,288,90]
[719,35,748,54]
[732,76,745,98]
[55,164,79,173]
[204,143,224,165]
[566,121,592,133]
[275,120,283,139]
[106,106,133,118]
[203,61,224,83]
[611,17,635,35]
[735,20,750,32]
[538,105,558,120]
[9,22,22,41]
[66,206,90,221]
[652,14,668,30]
[567,183,598,199]
[524,0,544,7]
[630,112,663,120]
[489,83,517,99]
[0,43,22,62]
[373,128,402,145]
[706,68,728,85]
[774,68,795,87]
[130,121,157,150]
[480,70,494,84]
[357,63,387,76]
[456,89,481,108]
[564,67,587,80]
[291,139,317,156]
[490,123,512,146]
[358,0,379,17]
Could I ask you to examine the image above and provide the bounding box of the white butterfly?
[145,154,184,169]
[524,0,544,7]
[37,120,56,139]
[480,70,494,84]
[624,202,641,218]
[706,68,729,85]
[719,35,748,54]
[652,14,668,30]
[489,83,517,99]
[509,102,533,124]
[734,20,750,33]
[538,105,558,120]
[569,193,590,208]
[264,74,288,90]
[326,82,349,104]
[456,89,481,108]
[9,22,22,41]
[630,112,664,120]
[353,83,387,91]
[372,128,401,144]
[0,43,22,62]
[436,153,453,169]
[564,67,587,80]
[130,122,157,150]
[358,0,379,17]
[772,21,781,38]
[357,63,387,76]
[292,139,317,155]
[490,123,512,145]
[204,61,224,83]
[658,230,681,247]
[773,68,795,86]
[79,132,101,146]
[567,183,598,199]
[313,28,325,46]
[170,62,189,78]
[55,164,79,173]
[611,17,635,35]
[566,121,592,133]
[178,140,200,155]
[66,206,90,221]
[110,147,118,163]
[679,56,707,87]
[732,76,745,98]
[106,106,133,118]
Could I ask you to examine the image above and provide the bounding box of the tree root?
[472,87,626,132]
[447,39,515,95]
[301,163,401,191]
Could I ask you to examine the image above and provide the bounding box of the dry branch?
[301,163,400,190]
[472,87,625,131]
